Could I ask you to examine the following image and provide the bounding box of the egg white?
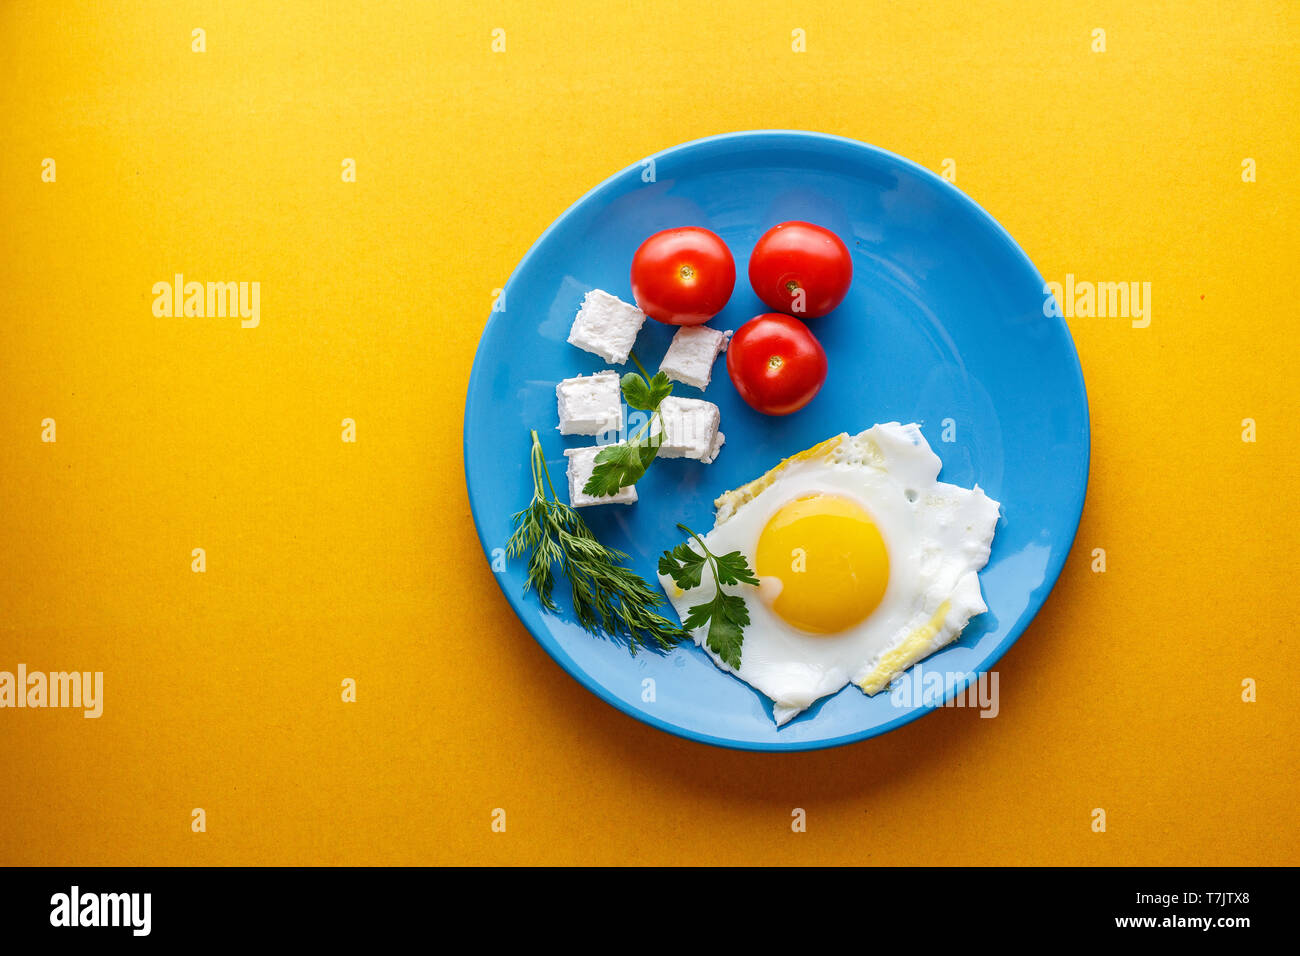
[659,422,1001,726]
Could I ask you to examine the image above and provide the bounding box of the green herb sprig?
[582,353,673,498]
[658,524,759,669]
[507,430,687,652]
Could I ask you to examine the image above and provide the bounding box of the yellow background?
[2,1,1297,866]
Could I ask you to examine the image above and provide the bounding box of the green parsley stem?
[626,353,666,447]
[627,410,659,447]
[678,523,719,580]
[629,350,652,381]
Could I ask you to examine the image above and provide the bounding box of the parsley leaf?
[621,370,673,411]
[685,591,750,670]
[582,434,660,498]
[713,550,760,587]
[657,541,708,590]
[582,352,672,498]
[658,524,759,670]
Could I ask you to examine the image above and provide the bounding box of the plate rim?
[463,128,1091,752]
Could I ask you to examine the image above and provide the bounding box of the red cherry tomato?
[748,221,852,318]
[630,227,736,325]
[726,314,828,416]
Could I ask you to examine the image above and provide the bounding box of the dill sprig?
[507,429,688,653]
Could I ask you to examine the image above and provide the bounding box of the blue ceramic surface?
[463,130,1089,751]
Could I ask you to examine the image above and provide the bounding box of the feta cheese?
[566,290,646,365]
[658,326,731,390]
[652,396,723,463]
[565,445,638,507]
[706,430,726,464]
[555,370,623,436]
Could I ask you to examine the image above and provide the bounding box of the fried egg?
[658,422,1001,725]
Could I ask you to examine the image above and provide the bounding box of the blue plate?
[463,130,1089,751]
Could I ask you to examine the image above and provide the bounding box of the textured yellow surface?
[1,1,1297,866]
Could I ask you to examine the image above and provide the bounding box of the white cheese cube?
[658,326,731,390]
[556,370,623,436]
[706,430,725,464]
[652,396,723,463]
[565,445,638,507]
[566,290,647,365]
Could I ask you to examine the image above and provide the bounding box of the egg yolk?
[754,494,889,635]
